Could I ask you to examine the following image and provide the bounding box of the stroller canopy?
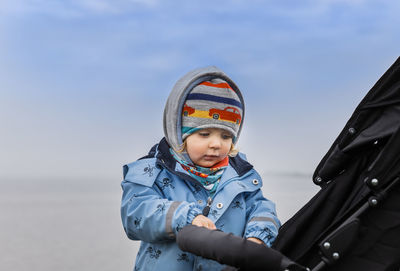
[273,57,400,270]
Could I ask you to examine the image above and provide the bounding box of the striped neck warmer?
[170,149,229,195]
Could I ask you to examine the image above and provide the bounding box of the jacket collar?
[152,137,253,177]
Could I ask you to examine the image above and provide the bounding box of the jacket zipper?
[202,197,213,216]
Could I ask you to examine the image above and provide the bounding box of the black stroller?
[177,57,400,271]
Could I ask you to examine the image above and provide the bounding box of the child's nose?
[209,137,221,149]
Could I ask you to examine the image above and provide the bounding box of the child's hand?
[191,215,217,230]
[247,237,265,246]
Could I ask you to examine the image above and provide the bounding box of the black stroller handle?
[176,225,307,271]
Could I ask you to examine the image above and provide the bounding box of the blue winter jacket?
[121,138,280,271]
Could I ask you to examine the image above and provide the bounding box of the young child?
[121,66,280,271]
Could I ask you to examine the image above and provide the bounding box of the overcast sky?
[1,0,399,182]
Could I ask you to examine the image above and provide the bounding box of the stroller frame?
[312,176,400,271]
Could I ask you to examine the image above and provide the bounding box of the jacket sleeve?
[243,189,281,247]
[121,178,203,243]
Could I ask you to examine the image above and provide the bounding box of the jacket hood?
[163,66,245,153]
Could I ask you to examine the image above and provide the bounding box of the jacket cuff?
[245,227,277,247]
[186,206,203,225]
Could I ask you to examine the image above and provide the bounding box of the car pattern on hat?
[209,106,241,124]
[182,106,241,124]
[182,104,195,116]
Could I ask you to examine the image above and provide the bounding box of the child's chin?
[198,160,219,168]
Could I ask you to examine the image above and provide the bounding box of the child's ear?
[229,143,239,157]
[175,140,187,153]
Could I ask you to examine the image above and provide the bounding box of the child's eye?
[222,134,233,140]
[199,132,210,137]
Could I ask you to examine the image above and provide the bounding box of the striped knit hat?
[181,78,243,141]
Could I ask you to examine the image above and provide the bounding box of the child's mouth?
[203,155,219,160]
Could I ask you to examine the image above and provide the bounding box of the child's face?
[185,128,233,167]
